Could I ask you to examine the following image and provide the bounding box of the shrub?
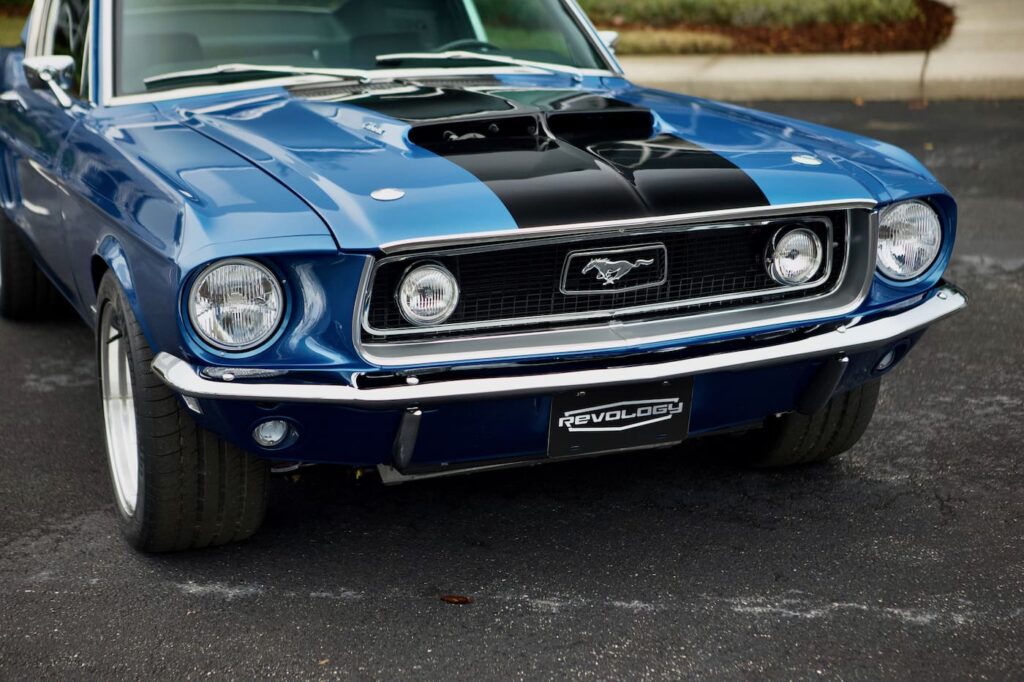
[578,0,921,28]
[0,0,30,12]
[616,29,734,55]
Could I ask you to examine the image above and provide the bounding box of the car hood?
[168,78,931,251]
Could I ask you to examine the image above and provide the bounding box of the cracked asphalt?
[1,101,1022,680]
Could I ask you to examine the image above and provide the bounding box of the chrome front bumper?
[152,284,966,410]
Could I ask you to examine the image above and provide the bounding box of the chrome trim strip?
[99,0,111,104]
[352,256,376,368]
[41,0,60,55]
[80,5,93,100]
[25,0,48,56]
[152,284,967,410]
[378,199,877,253]
[559,0,625,75]
[362,216,839,339]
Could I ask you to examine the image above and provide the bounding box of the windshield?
[114,0,608,96]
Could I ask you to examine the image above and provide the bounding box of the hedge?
[576,0,921,28]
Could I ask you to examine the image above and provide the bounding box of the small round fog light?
[253,419,291,448]
[397,263,460,327]
[767,227,824,286]
[876,350,897,372]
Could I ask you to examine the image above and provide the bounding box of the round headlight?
[189,259,284,351]
[767,227,824,286]
[397,263,460,327]
[877,201,942,281]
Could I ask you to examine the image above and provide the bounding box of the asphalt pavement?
[1,101,1022,680]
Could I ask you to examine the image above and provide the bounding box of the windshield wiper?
[375,51,585,81]
[144,63,375,90]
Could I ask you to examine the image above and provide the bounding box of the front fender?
[59,102,339,358]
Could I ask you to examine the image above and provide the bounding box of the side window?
[47,0,91,96]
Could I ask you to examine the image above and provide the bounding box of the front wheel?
[737,379,881,468]
[96,272,269,552]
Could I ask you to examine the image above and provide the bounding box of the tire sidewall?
[96,275,150,548]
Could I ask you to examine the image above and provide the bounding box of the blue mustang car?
[0,0,966,551]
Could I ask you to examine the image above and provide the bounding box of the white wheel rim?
[100,306,139,516]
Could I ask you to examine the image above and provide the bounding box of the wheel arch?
[92,235,144,332]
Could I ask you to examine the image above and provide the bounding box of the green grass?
[0,15,22,47]
[578,0,921,28]
[616,29,734,55]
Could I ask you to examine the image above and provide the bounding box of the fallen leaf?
[319,659,330,666]
[440,594,475,605]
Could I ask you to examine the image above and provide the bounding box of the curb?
[618,52,1024,101]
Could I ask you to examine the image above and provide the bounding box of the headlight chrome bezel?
[876,200,944,282]
[187,258,286,353]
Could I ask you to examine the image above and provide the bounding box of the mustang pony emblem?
[582,258,656,286]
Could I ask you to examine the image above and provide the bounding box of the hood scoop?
[408,108,656,154]
[548,109,654,147]
[409,115,542,151]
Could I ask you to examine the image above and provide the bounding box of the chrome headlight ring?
[187,258,285,352]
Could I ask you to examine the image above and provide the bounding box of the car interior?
[115,0,604,95]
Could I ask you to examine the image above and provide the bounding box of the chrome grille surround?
[354,200,879,368]
[364,216,840,338]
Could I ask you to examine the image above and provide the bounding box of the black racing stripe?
[414,130,770,228]
[417,135,651,228]
[339,86,769,228]
[587,134,770,217]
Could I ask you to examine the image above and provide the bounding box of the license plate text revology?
[556,398,686,433]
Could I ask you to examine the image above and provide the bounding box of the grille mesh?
[365,214,845,341]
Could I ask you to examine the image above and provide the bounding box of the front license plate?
[548,378,694,458]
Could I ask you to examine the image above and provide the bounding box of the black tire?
[0,213,60,320]
[96,272,270,552]
[739,379,881,468]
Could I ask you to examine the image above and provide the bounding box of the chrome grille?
[363,212,846,341]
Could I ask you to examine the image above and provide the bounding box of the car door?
[0,0,90,298]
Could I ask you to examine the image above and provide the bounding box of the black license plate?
[547,378,694,458]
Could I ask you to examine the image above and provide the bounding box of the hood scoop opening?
[547,109,655,147]
[408,108,656,154]
[409,115,547,152]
